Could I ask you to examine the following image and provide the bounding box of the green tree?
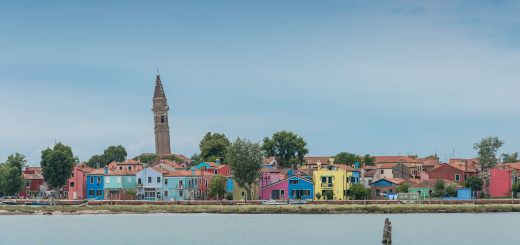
[87,145,127,168]
[200,132,230,162]
[190,153,202,164]
[474,137,504,172]
[464,176,483,192]
[349,184,368,200]
[397,183,410,193]
[512,182,520,198]
[502,152,519,163]
[41,143,75,189]
[209,175,227,199]
[227,138,263,200]
[0,164,23,196]
[262,131,308,169]
[334,152,361,165]
[4,153,28,172]
[445,184,458,197]
[87,155,107,168]
[133,154,158,164]
[103,145,127,163]
[362,154,376,166]
[432,179,446,197]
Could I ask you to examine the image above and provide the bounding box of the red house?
[20,167,47,198]
[489,163,520,198]
[427,163,478,183]
[67,163,94,200]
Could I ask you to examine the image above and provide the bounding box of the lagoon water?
[1,213,519,244]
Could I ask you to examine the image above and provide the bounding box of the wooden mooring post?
[382,218,392,244]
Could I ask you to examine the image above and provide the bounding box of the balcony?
[321,183,333,188]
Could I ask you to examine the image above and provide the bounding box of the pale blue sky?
[1,0,520,165]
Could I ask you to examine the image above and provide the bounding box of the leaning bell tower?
[152,72,172,155]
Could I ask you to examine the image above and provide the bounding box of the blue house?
[287,175,314,200]
[86,169,105,200]
[369,178,406,199]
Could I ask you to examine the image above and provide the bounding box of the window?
[160,116,165,123]
[289,179,298,185]
[71,172,74,177]
[148,177,152,183]
[97,177,101,183]
[119,166,123,170]
[96,190,102,196]
[128,166,132,171]
[179,190,183,197]
[157,192,161,199]
[70,182,75,187]
[214,169,218,174]
[138,178,142,185]
[26,181,30,187]
[164,191,168,197]
[321,177,327,183]
[380,170,384,174]
[157,177,161,183]
[90,177,94,184]
[164,178,168,185]
[179,180,183,188]
[455,174,460,181]
[89,190,95,196]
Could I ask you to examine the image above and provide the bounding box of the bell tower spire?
[152,72,171,155]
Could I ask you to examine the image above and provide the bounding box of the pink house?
[259,168,286,188]
[261,179,288,200]
[67,163,93,200]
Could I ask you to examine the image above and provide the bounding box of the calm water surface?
[1,213,519,244]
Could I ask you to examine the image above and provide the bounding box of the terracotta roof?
[23,173,44,180]
[372,177,406,185]
[375,156,422,164]
[364,170,375,177]
[164,170,214,177]
[386,178,406,185]
[88,168,105,175]
[502,162,520,170]
[331,164,359,171]
[151,165,172,174]
[303,156,333,165]
[377,163,398,169]
[262,156,277,165]
[74,163,94,173]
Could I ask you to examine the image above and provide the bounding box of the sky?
[1,0,520,165]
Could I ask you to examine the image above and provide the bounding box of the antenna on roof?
[156,67,160,75]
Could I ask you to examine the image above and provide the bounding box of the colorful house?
[232,179,259,200]
[135,165,169,200]
[369,178,406,199]
[489,163,520,198]
[428,163,478,184]
[164,170,213,200]
[86,168,105,200]
[260,178,288,200]
[20,167,47,199]
[287,175,314,200]
[312,165,347,200]
[67,163,93,200]
[103,161,142,200]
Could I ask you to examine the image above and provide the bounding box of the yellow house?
[312,165,347,200]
